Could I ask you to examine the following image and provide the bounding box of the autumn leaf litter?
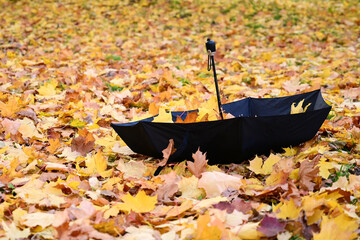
[0,0,359,239]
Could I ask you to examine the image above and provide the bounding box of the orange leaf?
[195,214,222,240]
[47,138,61,154]
[149,102,159,116]
[0,96,22,118]
[175,111,199,123]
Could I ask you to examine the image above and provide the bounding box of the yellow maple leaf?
[301,194,326,217]
[38,80,58,96]
[248,156,263,174]
[273,198,301,220]
[152,108,173,123]
[307,208,324,225]
[178,175,205,199]
[317,158,334,179]
[248,154,281,175]
[85,151,113,178]
[117,190,157,213]
[282,147,297,157]
[291,99,311,114]
[197,96,219,121]
[0,96,22,118]
[195,214,222,240]
[313,214,358,240]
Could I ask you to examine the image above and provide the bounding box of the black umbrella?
[111,40,331,164]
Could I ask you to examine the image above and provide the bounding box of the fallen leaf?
[298,159,319,191]
[1,118,21,136]
[18,117,43,139]
[195,214,222,240]
[257,215,286,237]
[313,214,358,240]
[156,171,180,201]
[225,210,250,227]
[273,198,301,220]
[117,190,157,213]
[71,129,95,156]
[38,79,58,96]
[175,111,198,123]
[84,151,113,178]
[1,221,31,240]
[187,148,208,178]
[248,154,281,175]
[21,212,55,228]
[158,139,176,167]
[117,159,146,179]
[153,108,173,123]
[198,171,242,198]
[177,175,205,199]
[166,199,193,219]
[291,99,311,114]
[0,96,23,118]
[46,138,61,153]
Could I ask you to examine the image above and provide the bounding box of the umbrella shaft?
[210,55,223,120]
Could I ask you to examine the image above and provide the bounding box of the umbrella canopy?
[111,89,331,164]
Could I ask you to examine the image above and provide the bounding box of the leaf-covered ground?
[0,0,359,239]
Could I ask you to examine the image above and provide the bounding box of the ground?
[0,0,359,239]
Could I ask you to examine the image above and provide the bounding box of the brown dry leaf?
[16,109,38,123]
[71,129,95,156]
[158,139,176,167]
[1,118,20,136]
[298,158,320,191]
[187,148,208,178]
[55,220,114,240]
[156,171,180,201]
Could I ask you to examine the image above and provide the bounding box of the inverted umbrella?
[111,40,331,164]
